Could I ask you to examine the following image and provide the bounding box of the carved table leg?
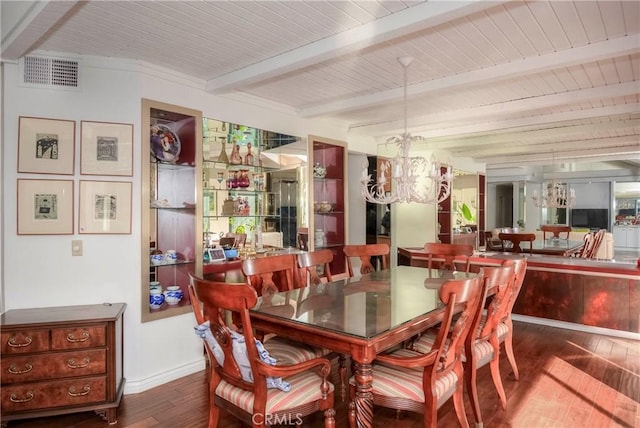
[353,361,374,428]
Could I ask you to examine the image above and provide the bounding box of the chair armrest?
[255,356,331,378]
[375,349,438,369]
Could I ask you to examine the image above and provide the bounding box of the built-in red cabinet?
[309,136,347,277]
[141,99,202,322]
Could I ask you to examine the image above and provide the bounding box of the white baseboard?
[512,314,640,341]
[123,357,207,395]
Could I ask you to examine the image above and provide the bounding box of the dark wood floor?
[5,321,639,428]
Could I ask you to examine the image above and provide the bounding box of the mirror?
[202,117,306,249]
[451,170,479,247]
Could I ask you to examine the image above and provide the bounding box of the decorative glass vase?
[238,169,251,188]
[218,137,229,164]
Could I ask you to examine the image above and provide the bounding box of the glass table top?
[252,265,476,339]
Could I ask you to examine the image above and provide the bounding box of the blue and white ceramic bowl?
[164,286,183,305]
[149,291,165,309]
[150,254,164,265]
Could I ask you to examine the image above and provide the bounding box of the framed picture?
[81,121,134,176]
[79,180,132,234]
[18,116,76,175]
[17,179,74,235]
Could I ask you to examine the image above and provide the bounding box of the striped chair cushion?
[264,336,331,365]
[477,315,509,341]
[216,370,334,414]
[411,331,437,354]
[347,355,458,406]
[410,329,495,366]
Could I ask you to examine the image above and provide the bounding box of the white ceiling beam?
[308,35,639,118]
[414,104,640,141]
[1,1,81,61]
[205,1,504,94]
[479,144,640,168]
[425,113,640,149]
[352,81,639,137]
[465,136,640,159]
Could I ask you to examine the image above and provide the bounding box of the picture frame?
[81,120,133,176]
[18,116,76,175]
[17,179,74,235]
[79,180,132,234]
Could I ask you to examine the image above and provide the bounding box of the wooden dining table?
[505,238,585,256]
[249,265,477,428]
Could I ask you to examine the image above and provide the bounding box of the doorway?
[495,183,513,228]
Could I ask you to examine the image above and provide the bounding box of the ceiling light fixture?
[360,56,452,204]
[531,152,576,209]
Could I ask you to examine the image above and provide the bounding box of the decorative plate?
[150,124,181,163]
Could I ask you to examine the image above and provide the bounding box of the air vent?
[21,55,79,89]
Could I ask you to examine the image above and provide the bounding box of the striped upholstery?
[264,336,330,365]
[411,327,495,367]
[478,314,509,341]
[217,370,334,414]
[348,351,458,406]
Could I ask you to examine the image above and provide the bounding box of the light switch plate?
[72,240,83,256]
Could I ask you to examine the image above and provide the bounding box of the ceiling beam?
[425,113,640,149]
[205,1,504,94]
[305,35,639,118]
[352,81,639,137]
[1,1,82,61]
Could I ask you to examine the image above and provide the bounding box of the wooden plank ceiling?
[2,0,639,176]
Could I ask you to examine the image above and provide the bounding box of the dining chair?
[423,242,474,272]
[484,231,504,251]
[409,261,517,426]
[222,233,247,249]
[498,232,536,254]
[242,253,296,295]
[343,243,390,277]
[497,257,528,382]
[578,229,606,259]
[188,275,336,428]
[347,273,486,428]
[541,224,572,240]
[296,249,348,399]
[297,249,333,286]
[297,227,309,251]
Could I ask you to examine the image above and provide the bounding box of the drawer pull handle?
[10,391,34,403]
[8,363,33,374]
[68,384,91,397]
[66,331,90,343]
[7,336,32,348]
[67,357,90,369]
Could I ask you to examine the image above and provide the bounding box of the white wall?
[1,55,348,394]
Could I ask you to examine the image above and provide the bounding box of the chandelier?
[360,57,452,204]
[531,154,576,208]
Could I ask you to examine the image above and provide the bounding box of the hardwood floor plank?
[4,321,638,428]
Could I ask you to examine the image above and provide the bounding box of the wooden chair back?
[498,232,536,254]
[579,229,606,259]
[343,243,390,277]
[423,242,474,272]
[484,231,504,251]
[242,254,296,295]
[297,249,333,286]
[465,261,516,425]
[189,274,335,428]
[189,276,259,390]
[541,225,571,240]
[223,233,246,248]
[297,227,309,251]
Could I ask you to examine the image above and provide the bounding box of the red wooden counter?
[398,247,640,334]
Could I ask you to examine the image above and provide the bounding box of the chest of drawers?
[1,303,126,425]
